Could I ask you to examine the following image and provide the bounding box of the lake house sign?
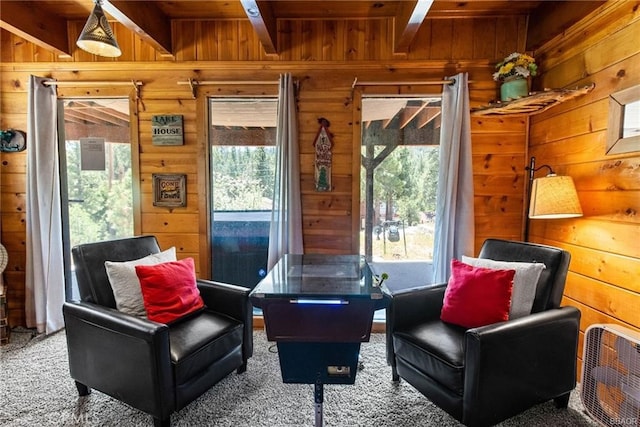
[152,115,184,146]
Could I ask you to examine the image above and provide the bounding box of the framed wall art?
[152,174,186,207]
[151,115,184,146]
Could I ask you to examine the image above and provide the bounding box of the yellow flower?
[515,55,534,67]
[493,52,538,81]
[500,62,515,74]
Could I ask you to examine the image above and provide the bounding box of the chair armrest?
[197,279,253,359]
[63,300,166,339]
[385,283,446,367]
[386,283,447,331]
[463,306,581,420]
[62,301,174,419]
[197,279,251,322]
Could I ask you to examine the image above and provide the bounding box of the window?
[58,98,133,300]
[360,97,441,264]
[209,98,277,288]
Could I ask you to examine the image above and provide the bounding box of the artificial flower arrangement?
[493,52,538,81]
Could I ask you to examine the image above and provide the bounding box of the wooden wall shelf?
[471,83,595,116]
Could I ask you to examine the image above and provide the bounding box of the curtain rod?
[352,77,456,88]
[42,80,143,102]
[42,80,143,87]
[177,80,278,86]
[177,78,279,99]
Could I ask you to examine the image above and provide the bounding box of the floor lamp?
[524,156,583,242]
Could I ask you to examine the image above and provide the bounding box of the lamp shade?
[529,175,583,219]
[76,1,121,57]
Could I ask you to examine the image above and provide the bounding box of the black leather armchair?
[385,239,581,427]
[63,236,253,427]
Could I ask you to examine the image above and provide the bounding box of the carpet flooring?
[1,328,598,427]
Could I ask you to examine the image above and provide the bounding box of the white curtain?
[267,73,304,270]
[432,72,475,283]
[25,76,65,334]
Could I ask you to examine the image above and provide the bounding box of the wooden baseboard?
[253,315,265,330]
[252,316,386,334]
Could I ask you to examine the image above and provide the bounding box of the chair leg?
[237,361,247,374]
[392,366,399,382]
[553,392,570,408]
[75,381,91,396]
[153,416,170,427]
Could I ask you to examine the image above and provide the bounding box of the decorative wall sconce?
[76,0,122,57]
[524,156,582,241]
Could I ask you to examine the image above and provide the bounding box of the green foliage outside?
[361,145,440,261]
[211,146,276,211]
[65,141,133,248]
[372,146,439,225]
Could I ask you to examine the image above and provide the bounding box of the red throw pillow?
[440,259,515,328]
[135,257,205,324]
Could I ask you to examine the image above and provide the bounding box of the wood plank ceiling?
[0,0,605,58]
[0,1,605,131]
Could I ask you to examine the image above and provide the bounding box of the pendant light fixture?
[76,0,122,57]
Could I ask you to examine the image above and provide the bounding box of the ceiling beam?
[102,0,173,57]
[66,102,129,127]
[398,104,425,129]
[394,0,433,54]
[64,123,130,143]
[240,0,278,55]
[416,107,441,129]
[0,1,71,57]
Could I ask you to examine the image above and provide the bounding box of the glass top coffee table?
[249,254,389,426]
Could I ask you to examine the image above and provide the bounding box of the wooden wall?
[1,12,534,328]
[529,1,640,378]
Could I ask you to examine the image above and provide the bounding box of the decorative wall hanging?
[0,129,26,152]
[151,115,184,146]
[313,118,333,192]
[153,174,187,207]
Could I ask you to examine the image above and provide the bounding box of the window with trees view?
[360,97,441,263]
[64,139,133,244]
[59,98,133,299]
[209,98,277,288]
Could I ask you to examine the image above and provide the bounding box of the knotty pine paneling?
[296,75,356,255]
[137,96,202,275]
[2,13,529,327]
[531,0,640,362]
[528,99,609,144]
[1,16,527,64]
[565,271,640,325]
[529,219,640,259]
[470,116,528,254]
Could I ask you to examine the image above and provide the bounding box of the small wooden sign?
[314,118,333,192]
[152,115,184,146]
[153,174,186,207]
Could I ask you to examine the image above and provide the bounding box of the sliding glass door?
[209,98,277,289]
